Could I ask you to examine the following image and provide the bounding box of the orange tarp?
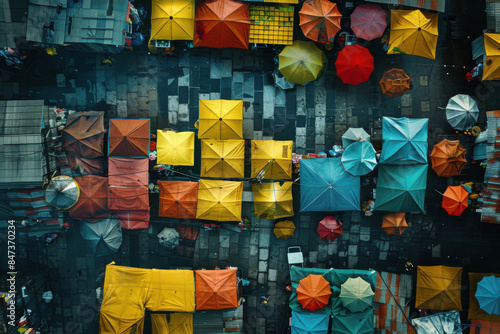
[108,119,150,157]
[195,269,238,310]
[469,273,500,321]
[381,212,408,236]
[430,139,467,177]
[194,0,250,49]
[69,175,109,220]
[159,181,198,219]
[297,274,332,311]
[299,0,341,44]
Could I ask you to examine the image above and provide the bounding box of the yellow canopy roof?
[145,269,195,312]
[151,0,195,41]
[251,140,293,179]
[483,33,500,81]
[196,179,243,221]
[199,100,243,140]
[201,139,245,178]
[416,265,462,311]
[152,313,193,334]
[252,182,294,219]
[157,130,195,166]
[274,220,296,239]
[387,10,438,60]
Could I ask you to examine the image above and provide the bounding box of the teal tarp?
[291,311,329,334]
[379,117,428,165]
[300,158,360,212]
[331,310,374,334]
[374,164,427,212]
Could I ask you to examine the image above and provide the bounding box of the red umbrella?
[317,216,342,241]
[335,44,374,85]
[350,4,387,41]
[299,0,342,44]
[442,186,468,216]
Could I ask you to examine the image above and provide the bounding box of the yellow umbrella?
[196,179,243,222]
[157,130,195,166]
[274,220,296,239]
[387,10,438,60]
[483,33,500,81]
[151,0,195,41]
[199,100,243,140]
[252,182,293,219]
[278,40,327,86]
[201,140,245,178]
[251,140,293,180]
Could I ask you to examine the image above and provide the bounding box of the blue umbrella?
[341,141,377,176]
[300,158,360,212]
[291,311,329,334]
[476,275,500,315]
[379,117,428,165]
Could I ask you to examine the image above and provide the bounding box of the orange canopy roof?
[382,212,408,236]
[430,139,467,178]
[194,0,250,49]
[299,0,341,44]
[296,274,332,311]
[159,181,198,219]
[442,185,468,216]
[195,269,238,310]
[69,175,109,220]
[63,112,105,158]
[108,119,150,157]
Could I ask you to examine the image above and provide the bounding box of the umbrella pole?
[434,189,443,196]
[436,107,446,110]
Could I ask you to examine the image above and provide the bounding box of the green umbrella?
[341,141,377,176]
[339,277,374,313]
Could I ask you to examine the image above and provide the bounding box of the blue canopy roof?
[379,117,428,165]
[291,311,329,334]
[300,158,360,212]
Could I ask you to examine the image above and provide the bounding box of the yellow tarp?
[252,181,293,219]
[483,33,500,81]
[469,272,500,321]
[151,0,195,41]
[387,10,438,60]
[201,139,245,178]
[416,265,462,311]
[199,100,243,140]
[157,131,195,166]
[251,140,293,179]
[151,313,193,334]
[196,179,243,221]
[145,269,195,312]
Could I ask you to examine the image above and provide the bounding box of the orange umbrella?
[108,119,150,157]
[194,0,250,49]
[379,68,411,97]
[442,185,468,216]
[195,269,238,310]
[382,212,408,236]
[296,274,332,311]
[159,181,198,219]
[69,175,109,220]
[299,0,342,44]
[430,139,467,178]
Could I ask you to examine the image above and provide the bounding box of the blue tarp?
[379,117,428,165]
[300,158,360,212]
[291,311,329,334]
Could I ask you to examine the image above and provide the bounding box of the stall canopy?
[342,128,371,148]
[350,4,387,41]
[374,164,427,212]
[340,277,374,313]
[63,111,105,158]
[387,9,438,60]
[45,175,80,210]
[299,0,341,44]
[69,175,109,220]
[274,220,296,239]
[108,185,149,211]
[194,0,250,49]
[157,227,179,250]
[108,158,149,187]
[108,119,150,157]
[80,217,122,256]
[157,130,195,166]
[252,182,293,219]
[382,212,408,236]
[290,311,329,334]
[251,140,293,180]
[297,274,332,311]
[430,139,467,177]
[331,311,374,334]
[335,44,374,86]
[198,99,243,140]
[341,140,377,176]
[445,94,479,131]
[159,181,198,219]
[442,185,468,216]
[483,33,500,81]
[379,68,412,97]
[379,117,428,165]
[300,158,360,212]
[201,139,245,178]
[151,0,195,41]
[416,265,462,311]
[196,179,243,221]
[278,40,327,86]
[195,269,238,310]
[476,275,500,315]
[317,216,342,241]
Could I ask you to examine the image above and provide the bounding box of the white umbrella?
[342,128,371,148]
[45,175,80,209]
[445,94,479,131]
[80,217,122,256]
[157,227,179,250]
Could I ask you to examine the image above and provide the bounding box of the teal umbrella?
[339,277,374,313]
[80,217,122,256]
[476,275,500,315]
[332,311,374,334]
[374,164,427,212]
[342,128,370,148]
[45,175,80,210]
[291,311,329,334]
[341,141,377,176]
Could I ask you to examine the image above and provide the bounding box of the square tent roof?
[252,181,294,219]
[108,119,150,158]
[415,265,462,311]
[157,130,195,166]
[290,311,329,334]
[151,0,195,41]
[195,269,238,310]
